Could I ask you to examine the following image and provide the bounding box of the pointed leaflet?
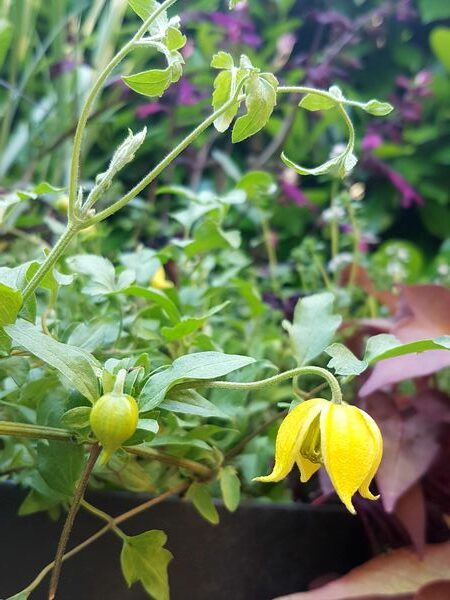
[232,72,278,143]
[4,319,100,402]
[128,1,168,36]
[186,482,219,525]
[121,530,172,600]
[211,53,247,132]
[0,283,22,326]
[282,292,342,366]
[138,351,255,411]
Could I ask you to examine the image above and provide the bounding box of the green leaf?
[6,593,28,600]
[166,26,186,51]
[120,286,180,324]
[186,482,219,525]
[362,99,394,116]
[212,69,243,132]
[281,148,357,178]
[121,530,172,600]
[219,466,241,512]
[282,293,342,366]
[139,352,256,411]
[160,302,229,341]
[0,19,12,70]
[326,334,450,376]
[128,0,168,35]
[4,320,100,402]
[160,389,230,419]
[430,28,450,71]
[232,72,278,143]
[325,344,367,376]
[0,283,22,326]
[211,51,234,70]
[123,68,173,98]
[299,93,336,111]
[61,406,92,429]
[37,441,86,498]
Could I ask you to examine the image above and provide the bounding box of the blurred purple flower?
[385,168,424,208]
[396,0,418,22]
[280,180,316,211]
[362,131,383,151]
[50,59,76,79]
[176,77,202,106]
[135,103,166,119]
[309,10,352,31]
[206,11,262,47]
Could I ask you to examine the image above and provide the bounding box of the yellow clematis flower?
[150,266,173,290]
[254,398,383,514]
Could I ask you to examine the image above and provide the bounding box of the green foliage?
[186,482,220,524]
[282,293,342,367]
[121,530,172,600]
[139,352,256,410]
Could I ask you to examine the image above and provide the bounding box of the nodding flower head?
[254,398,383,513]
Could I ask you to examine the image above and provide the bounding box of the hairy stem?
[204,366,343,405]
[48,444,101,600]
[68,0,179,217]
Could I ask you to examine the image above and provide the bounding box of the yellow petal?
[320,403,381,514]
[296,455,321,483]
[254,398,326,483]
[357,408,383,501]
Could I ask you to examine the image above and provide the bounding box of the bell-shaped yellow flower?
[150,266,173,290]
[254,398,383,514]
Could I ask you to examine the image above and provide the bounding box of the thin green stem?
[80,499,126,540]
[204,366,343,405]
[21,224,79,303]
[125,446,212,479]
[0,421,78,443]
[18,482,188,599]
[68,0,179,217]
[48,444,101,600]
[85,91,247,226]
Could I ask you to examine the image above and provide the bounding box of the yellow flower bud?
[90,392,139,465]
[254,398,383,514]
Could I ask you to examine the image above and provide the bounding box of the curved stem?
[21,224,79,303]
[48,444,101,600]
[68,0,179,217]
[204,366,343,405]
[85,91,247,226]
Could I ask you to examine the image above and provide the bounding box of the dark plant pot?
[0,483,370,600]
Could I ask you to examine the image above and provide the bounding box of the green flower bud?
[90,392,139,465]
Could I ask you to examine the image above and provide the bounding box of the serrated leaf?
[186,482,219,525]
[166,26,186,51]
[219,466,241,512]
[299,93,336,111]
[139,352,256,411]
[121,530,172,600]
[232,72,278,143]
[325,343,367,376]
[282,293,342,366]
[211,51,234,70]
[4,319,100,402]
